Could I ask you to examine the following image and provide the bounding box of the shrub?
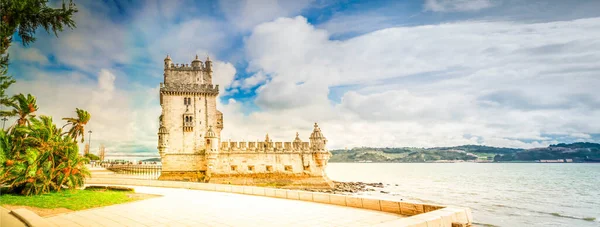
[0,115,90,195]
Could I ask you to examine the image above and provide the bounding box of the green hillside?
[330,142,600,163]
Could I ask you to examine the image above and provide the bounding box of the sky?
[6,0,600,156]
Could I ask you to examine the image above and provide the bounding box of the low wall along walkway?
[86,176,473,227]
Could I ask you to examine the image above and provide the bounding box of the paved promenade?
[46,185,403,227]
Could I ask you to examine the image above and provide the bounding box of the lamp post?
[88,130,92,155]
[1,117,7,130]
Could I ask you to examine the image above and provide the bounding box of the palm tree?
[0,129,16,185]
[0,116,90,195]
[0,94,38,126]
[62,108,90,143]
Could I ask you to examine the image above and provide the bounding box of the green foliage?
[141,158,161,162]
[84,153,100,161]
[331,146,482,162]
[493,144,600,162]
[0,0,78,110]
[331,143,600,163]
[0,0,78,53]
[0,0,87,196]
[549,142,600,149]
[0,115,91,195]
[0,93,38,126]
[62,108,91,143]
[0,188,143,210]
[437,145,523,154]
[0,68,15,107]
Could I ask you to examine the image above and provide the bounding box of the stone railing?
[85,177,473,227]
[104,164,162,180]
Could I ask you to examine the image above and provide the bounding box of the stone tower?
[157,54,332,188]
[158,55,223,156]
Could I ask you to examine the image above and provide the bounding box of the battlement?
[220,141,313,152]
[167,63,206,71]
[164,55,212,72]
[160,83,219,95]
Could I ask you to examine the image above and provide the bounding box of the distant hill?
[330,142,600,163]
[142,158,161,162]
[494,142,600,162]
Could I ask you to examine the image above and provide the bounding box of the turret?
[205,126,219,152]
[205,126,219,179]
[309,123,327,151]
[205,55,213,74]
[309,123,330,167]
[164,54,172,69]
[158,124,169,156]
[293,132,302,149]
[191,54,202,68]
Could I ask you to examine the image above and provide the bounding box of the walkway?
[46,185,403,227]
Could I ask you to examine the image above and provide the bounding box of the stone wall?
[164,64,208,85]
[162,94,203,153]
[160,153,206,172]
[212,153,323,175]
[159,151,332,187]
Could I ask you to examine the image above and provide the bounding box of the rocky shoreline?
[301,181,386,194]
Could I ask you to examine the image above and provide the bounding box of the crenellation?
[302,142,310,150]
[257,142,265,151]
[221,142,228,149]
[158,55,332,188]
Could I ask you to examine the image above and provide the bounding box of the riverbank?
[300,181,386,194]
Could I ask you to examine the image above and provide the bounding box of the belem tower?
[157,55,334,188]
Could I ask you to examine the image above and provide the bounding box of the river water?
[325,163,600,227]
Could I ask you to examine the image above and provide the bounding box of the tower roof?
[192,54,201,62]
[158,125,168,134]
[164,54,171,61]
[310,123,325,140]
[205,126,217,138]
[294,132,302,143]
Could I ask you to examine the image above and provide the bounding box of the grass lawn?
[0,187,158,216]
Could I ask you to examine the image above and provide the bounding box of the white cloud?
[97,69,116,93]
[236,71,268,90]
[213,61,237,95]
[424,0,496,12]
[9,1,600,153]
[224,16,600,149]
